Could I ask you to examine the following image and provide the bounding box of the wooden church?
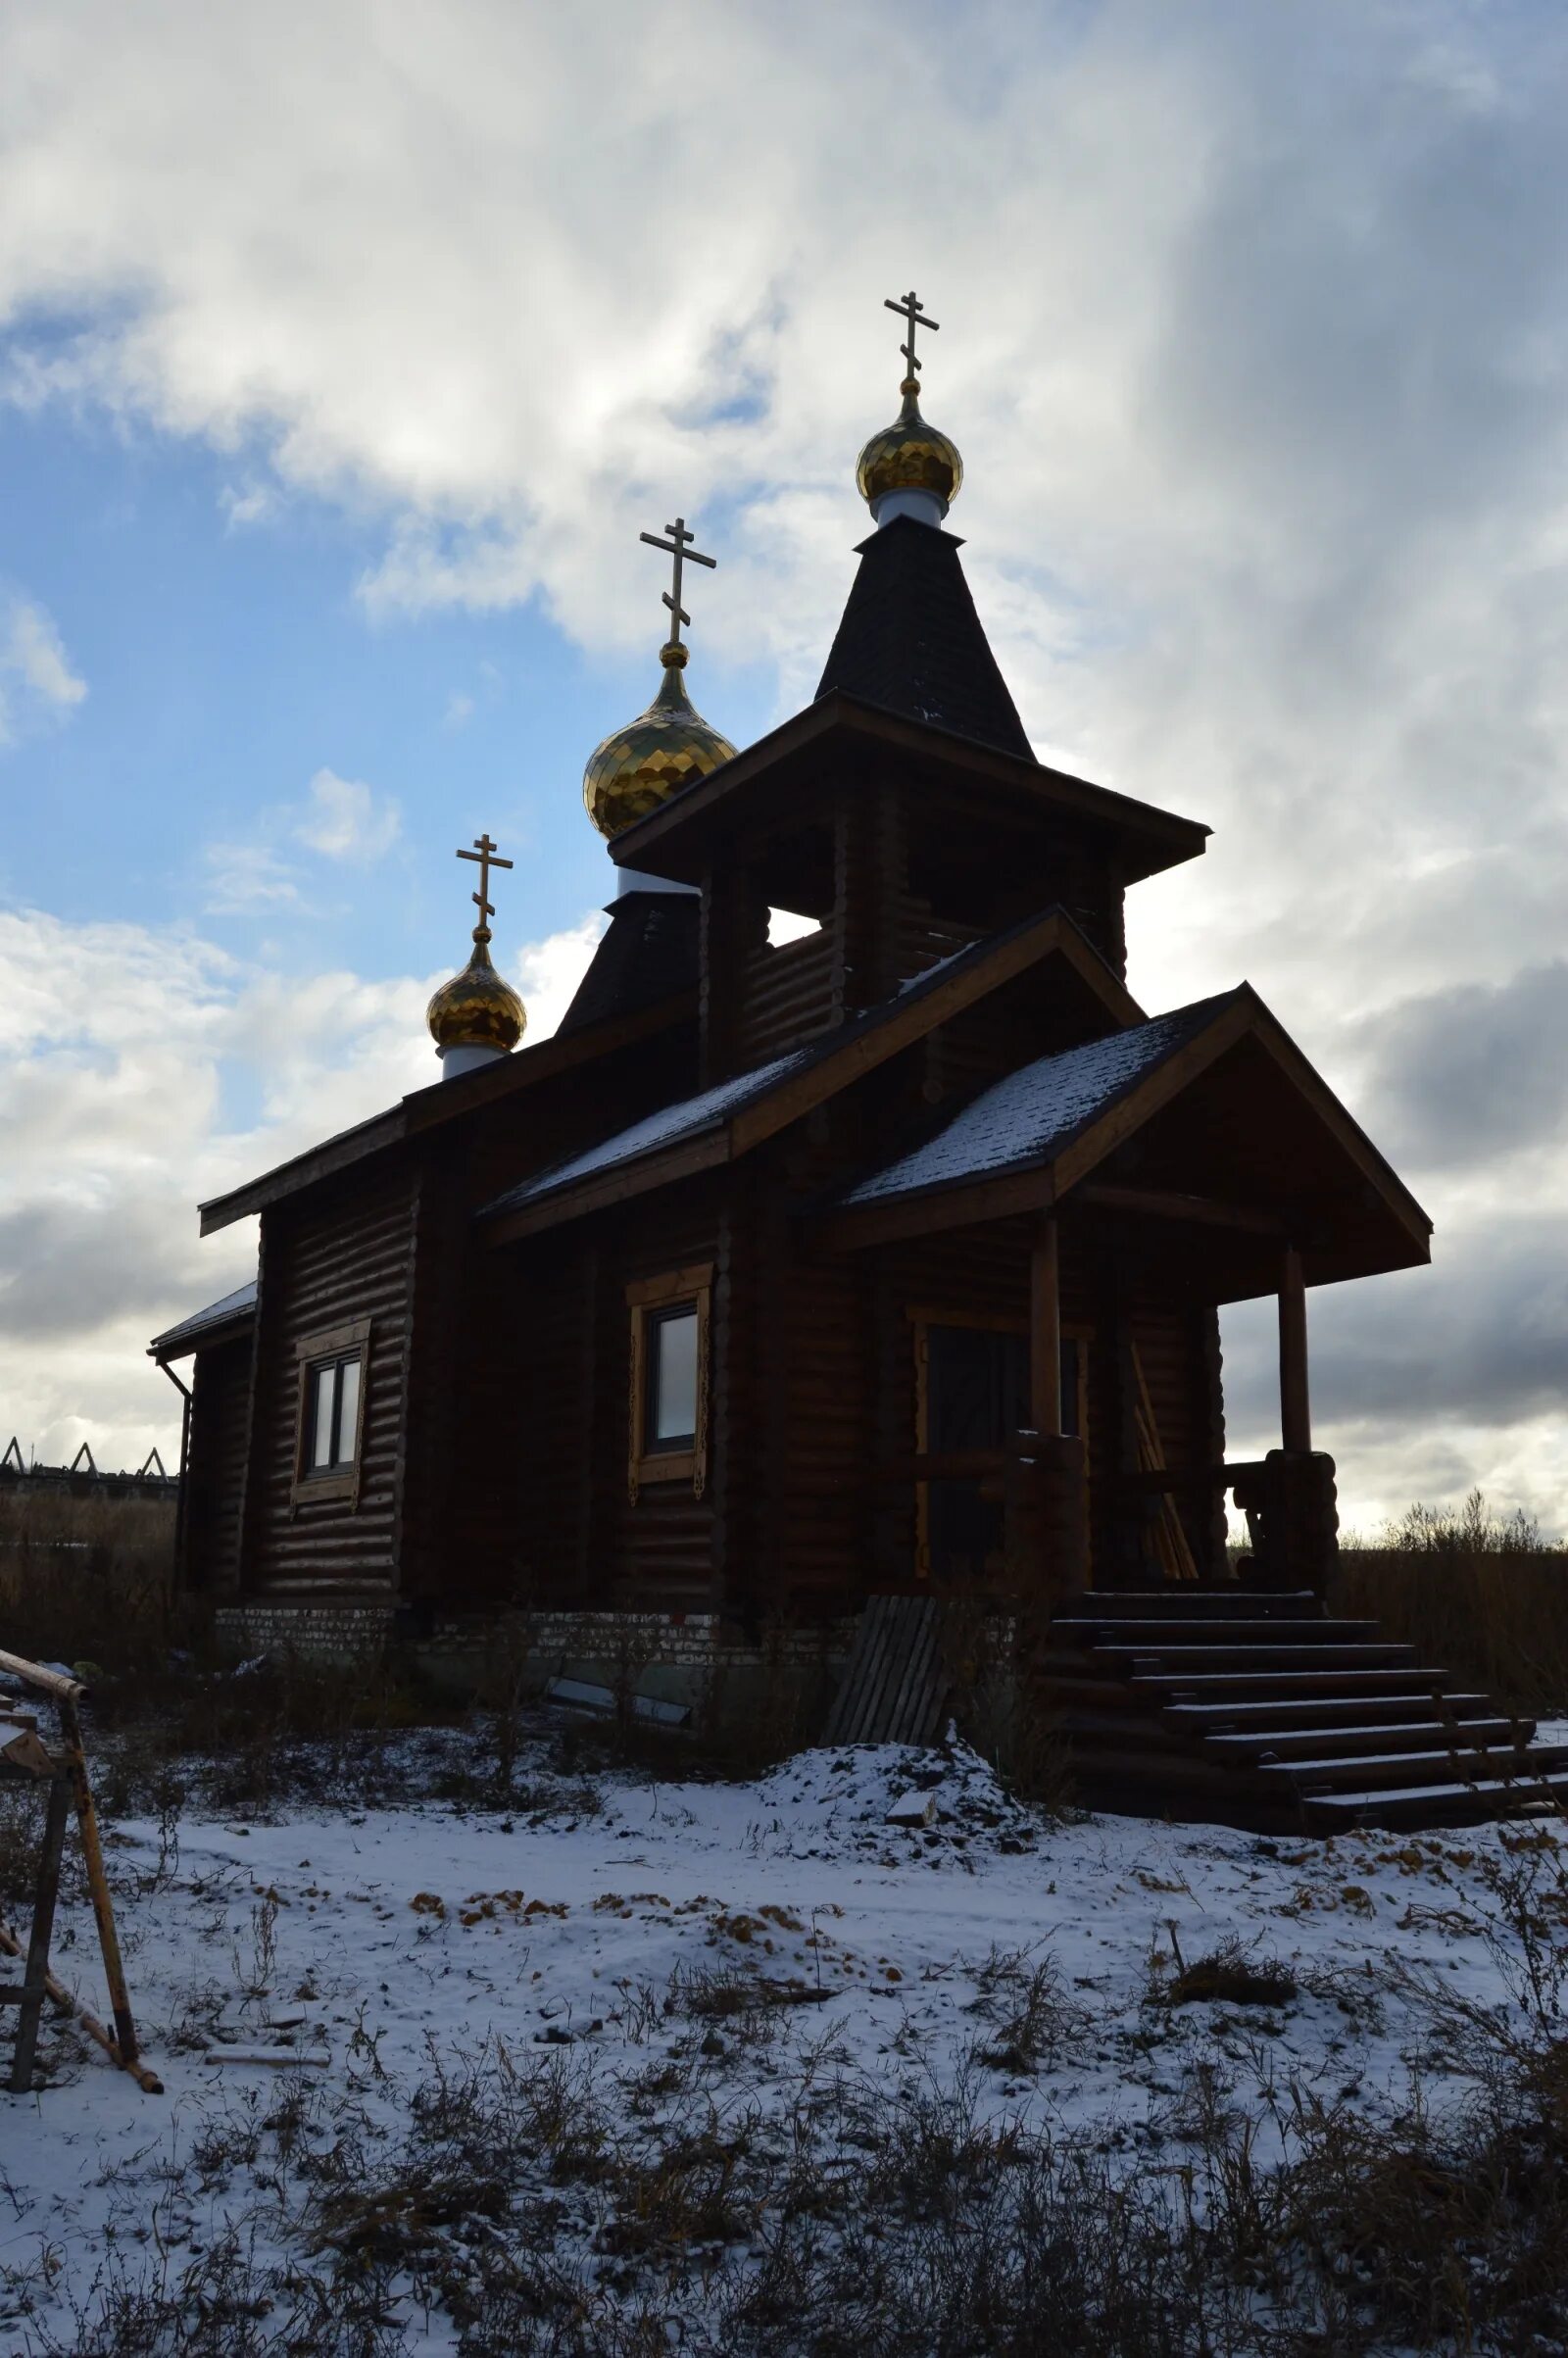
[150,297,1568,1829]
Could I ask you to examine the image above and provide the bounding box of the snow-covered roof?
[149,1278,259,1358]
[481,1045,819,1219]
[838,993,1239,1209]
[482,909,1110,1225]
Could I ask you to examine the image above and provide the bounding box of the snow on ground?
[0,1722,1556,2349]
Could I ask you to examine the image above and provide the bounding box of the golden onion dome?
[856,375,963,516]
[582,641,738,840]
[425,930,525,1056]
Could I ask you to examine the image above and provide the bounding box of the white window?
[307,1353,362,1472]
[645,1304,699,1450]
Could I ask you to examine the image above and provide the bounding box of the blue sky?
[1,398,779,974]
[3,0,1568,1531]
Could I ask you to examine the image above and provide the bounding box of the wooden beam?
[1279,1245,1311,1452]
[1030,1214,1062,1437]
[1076,1182,1285,1235]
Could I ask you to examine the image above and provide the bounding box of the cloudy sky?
[2,0,1566,1532]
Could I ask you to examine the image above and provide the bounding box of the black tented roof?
[813,516,1035,762]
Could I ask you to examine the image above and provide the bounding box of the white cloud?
[0,902,600,1472]
[219,480,276,529]
[202,769,400,909]
[202,841,303,914]
[295,766,400,861]
[0,591,86,745]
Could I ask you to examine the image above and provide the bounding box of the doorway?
[912,1313,1086,1582]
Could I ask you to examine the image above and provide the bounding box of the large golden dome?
[583,642,738,840]
[426,933,525,1056]
[857,377,963,516]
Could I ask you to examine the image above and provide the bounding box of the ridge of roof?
[813,516,1035,762]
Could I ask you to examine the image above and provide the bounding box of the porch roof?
[823,985,1434,1295]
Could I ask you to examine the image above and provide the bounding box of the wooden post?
[7,1773,70,2093]
[1030,1214,1062,1437]
[1279,1246,1311,1453]
[56,1693,140,2068]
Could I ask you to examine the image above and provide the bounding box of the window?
[308,1353,362,1472]
[626,1265,712,1500]
[645,1305,699,1451]
[291,1318,370,1503]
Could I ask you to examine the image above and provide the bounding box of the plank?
[823,1597,949,1747]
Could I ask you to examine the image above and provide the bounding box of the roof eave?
[148,1307,257,1362]
[610,692,1209,887]
[198,985,697,1235]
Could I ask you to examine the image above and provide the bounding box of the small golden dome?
[582,643,737,840]
[425,932,525,1055]
[856,377,963,515]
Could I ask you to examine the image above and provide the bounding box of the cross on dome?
[884,289,940,388]
[456,831,513,940]
[638,516,716,653]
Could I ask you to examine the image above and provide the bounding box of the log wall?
[182,1335,252,1596]
[242,1159,418,1594]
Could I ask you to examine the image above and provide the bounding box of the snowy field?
[4,1721,1566,2354]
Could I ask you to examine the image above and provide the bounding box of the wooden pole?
[1279,1245,1312,1453]
[6,1775,69,2093]
[54,1694,141,2069]
[1030,1214,1062,1437]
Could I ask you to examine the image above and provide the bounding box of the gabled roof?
[820,984,1433,1290]
[607,692,1209,891]
[149,1278,258,1361]
[837,997,1232,1210]
[479,906,1138,1244]
[813,516,1034,761]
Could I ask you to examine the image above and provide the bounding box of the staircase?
[1040,1587,1568,1833]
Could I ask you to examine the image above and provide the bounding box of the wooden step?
[1054,1618,1379,1647]
[1064,1590,1320,1621]
[1095,1643,1415,1675]
[1201,1715,1525,1762]
[1259,1742,1568,1793]
[1162,1691,1493,1733]
[1133,1668,1456,1701]
[1304,1770,1568,1832]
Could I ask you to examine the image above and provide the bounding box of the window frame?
[291,1317,371,1506]
[626,1264,712,1501]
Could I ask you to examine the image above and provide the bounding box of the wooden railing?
[875,1445,1339,1599]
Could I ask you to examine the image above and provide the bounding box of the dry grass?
[1334,1489,1568,1716]
[0,1485,175,1674]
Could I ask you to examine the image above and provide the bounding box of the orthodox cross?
[638,515,716,649]
[884,288,939,380]
[457,831,513,935]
